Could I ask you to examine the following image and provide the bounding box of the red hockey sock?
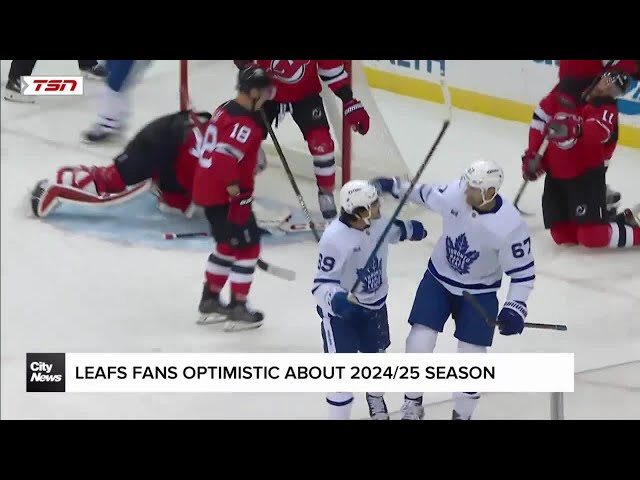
[230,244,260,301]
[92,165,127,193]
[205,243,235,293]
[306,127,336,192]
[577,222,640,248]
[550,222,578,245]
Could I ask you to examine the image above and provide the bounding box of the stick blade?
[257,259,296,281]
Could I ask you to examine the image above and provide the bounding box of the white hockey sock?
[327,393,353,420]
[405,324,438,401]
[97,84,129,129]
[452,341,486,419]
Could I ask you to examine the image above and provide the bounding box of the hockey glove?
[521,149,545,181]
[371,176,402,199]
[408,220,427,241]
[497,301,526,336]
[227,190,254,226]
[546,113,581,144]
[330,291,361,320]
[343,99,370,135]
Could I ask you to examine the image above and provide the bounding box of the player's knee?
[550,222,578,245]
[305,127,335,156]
[577,224,611,248]
[457,340,486,354]
[405,324,438,354]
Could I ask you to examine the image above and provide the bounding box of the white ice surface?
[1,60,638,419]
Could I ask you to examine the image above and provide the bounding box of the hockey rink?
[1,60,638,419]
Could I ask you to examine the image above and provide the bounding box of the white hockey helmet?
[340,180,379,222]
[463,159,504,205]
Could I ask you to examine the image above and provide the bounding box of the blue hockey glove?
[330,291,361,320]
[371,177,401,199]
[409,220,427,240]
[497,301,526,336]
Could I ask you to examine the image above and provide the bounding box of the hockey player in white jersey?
[82,60,152,143]
[312,180,428,420]
[374,159,535,420]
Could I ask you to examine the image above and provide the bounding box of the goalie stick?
[462,291,568,331]
[348,62,452,303]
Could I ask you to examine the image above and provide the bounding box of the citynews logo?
[26,353,66,392]
[20,76,84,96]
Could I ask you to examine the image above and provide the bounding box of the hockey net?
[179,60,411,187]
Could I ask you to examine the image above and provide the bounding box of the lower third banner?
[26,352,575,393]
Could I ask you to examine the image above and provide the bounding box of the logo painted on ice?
[357,256,383,294]
[446,233,479,275]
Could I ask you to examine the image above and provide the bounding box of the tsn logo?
[21,76,84,96]
[29,361,62,382]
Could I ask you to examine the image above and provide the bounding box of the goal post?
[178,60,411,187]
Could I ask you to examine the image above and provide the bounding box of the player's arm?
[578,101,618,146]
[312,239,351,317]
[372,176,452,216]
[388,219,428,244]
[522,90,558,180]
[495,221,536,336]
[317,60,370,135]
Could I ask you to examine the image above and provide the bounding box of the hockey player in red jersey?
[29,110,213,219]
[192,65,274,331]
[522,70,640,249]
[558,60,638,81]
[233,60,370,220]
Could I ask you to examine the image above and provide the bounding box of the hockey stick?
[260,110,322,242]
[347,62,452,303]
[514,137,549,216]
[462,291,567,331]
[514,60,617,216]
[347,119,451,302]
[161,232,296,281]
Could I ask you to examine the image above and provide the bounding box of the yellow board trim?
[363,66,640,149]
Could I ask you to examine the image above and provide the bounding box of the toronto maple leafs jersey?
[400,178,535,304]
[312,215,417,316]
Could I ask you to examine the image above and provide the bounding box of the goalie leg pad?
[31,179,151,218]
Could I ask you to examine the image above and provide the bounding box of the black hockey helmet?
[237,65,272,94]
[601,69,632,94]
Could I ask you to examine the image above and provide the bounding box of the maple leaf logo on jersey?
[445,233,480,275]
[269,60,311,84]
[356,256,383,294]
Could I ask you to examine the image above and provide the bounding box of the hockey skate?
[197,283,232,325]
[366,393,390,420]
[82,123,123,144]
[452,410,470,420]
[400,398,425,420]
[621,204,640,227]
[80,64,108,80]
[606,184,622,219]
[3,78,34,104]
[223,300,264,332]
[318,190,337,220]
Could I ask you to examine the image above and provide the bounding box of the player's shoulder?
[477,195,526,238]
[320,218,360,250]
[215,101,263,129]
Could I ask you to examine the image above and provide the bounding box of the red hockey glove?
[343,99,370,135]
[546,113,581,144]
[521,149,545,181]
[227,190,254,226]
